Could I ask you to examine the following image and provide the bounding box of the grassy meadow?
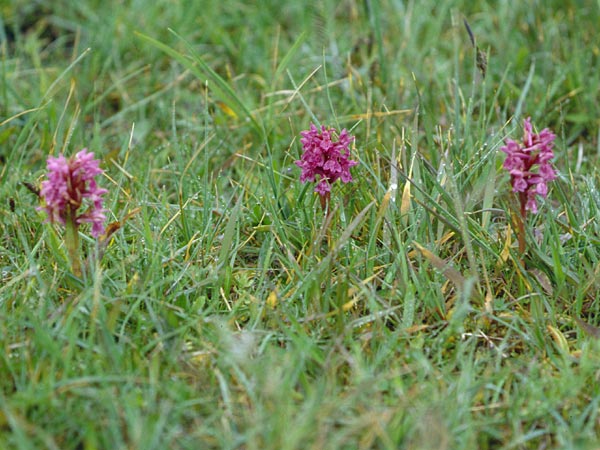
[1,0,600,448]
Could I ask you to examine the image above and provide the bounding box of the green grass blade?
[135,30,263,137]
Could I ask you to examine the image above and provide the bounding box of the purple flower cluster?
[38,149,108,237]
[501,117,557,214]
[295,124,358,197]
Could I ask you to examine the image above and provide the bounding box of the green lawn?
[1,0,600,448]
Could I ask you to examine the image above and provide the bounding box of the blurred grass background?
[1,0,600,448]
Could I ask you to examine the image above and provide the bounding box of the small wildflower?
[501,117,557,215]
[295,123,358,197]
[38,149,108,237]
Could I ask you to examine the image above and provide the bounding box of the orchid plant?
[501,117,557,253]
[38,149,108,276]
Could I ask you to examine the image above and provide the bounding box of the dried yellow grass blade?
[216,101,238,119]
[547,325,570,354]
[266,288,278,308]
[574,317,600,338]
[400,180,411,217]
[499,225,512,265]
[376,189,392,222]
[400,151,416,219]
[413,241,466,291]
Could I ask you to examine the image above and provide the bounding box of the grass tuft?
[1,0,600,448]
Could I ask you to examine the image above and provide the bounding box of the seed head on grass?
[38,149,108,238]
[501,117,557,215]
[295,123,358,198]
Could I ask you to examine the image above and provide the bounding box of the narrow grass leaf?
[272,32,307,86]
[514,61,535,121]
[219,193,243,266]
[332,201,375,255]
[135,30,262,136]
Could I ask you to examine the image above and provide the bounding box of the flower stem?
[515,212,526,255]
[516,192,527,255]
[319,191,330,211]
[65,211,82,277]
